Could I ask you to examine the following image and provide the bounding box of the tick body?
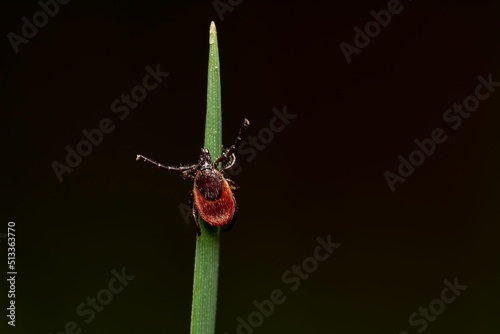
[136,118,249,237]
[193,167,235,227]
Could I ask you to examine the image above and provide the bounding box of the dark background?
[1,0,499,333]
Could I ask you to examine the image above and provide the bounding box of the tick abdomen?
[193,169,235,227]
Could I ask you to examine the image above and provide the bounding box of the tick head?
[199,148,213,170]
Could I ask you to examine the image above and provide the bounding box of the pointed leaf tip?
[209,22,217,44]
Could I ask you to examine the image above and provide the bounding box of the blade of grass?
[190,21,221,334]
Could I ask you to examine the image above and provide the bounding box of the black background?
[1,0,499,333]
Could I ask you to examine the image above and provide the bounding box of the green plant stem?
[190,21,221,334]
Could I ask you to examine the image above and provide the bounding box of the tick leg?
[215,118,250,167]
[193,206,201,238]
[189,191,201,237]
[222,201,238,233]
[221,149,236,170]
[225,179,240,192]
[137,154,198,175]
[181,169,197,180]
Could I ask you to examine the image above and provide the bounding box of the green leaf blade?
[190,21,222,334]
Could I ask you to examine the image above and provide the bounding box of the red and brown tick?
[136,118,250,236]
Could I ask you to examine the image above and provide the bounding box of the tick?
[136,118,250,237]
